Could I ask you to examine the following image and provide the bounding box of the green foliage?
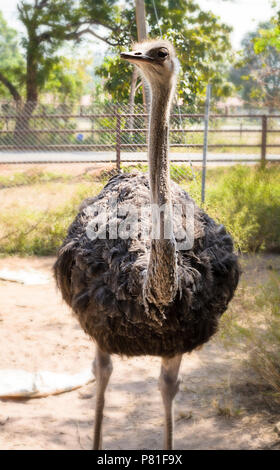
[254,7,280,53]
[254,25,280,53]
[230,19,280,109]
[0,11,25,99]
[221,271,280,405]
[122,163,280,253]
[42,56,94,102]
[0,0,121,102]
[0,12,24,71]
[0,169,70,188]
[96,0,235,108]
[0,165,279,255]
[1,0,235,106]
[204,165,280,252]
[0,181,102,255]
[97,56,141,103]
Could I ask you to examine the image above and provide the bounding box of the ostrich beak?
[120,52,154,64]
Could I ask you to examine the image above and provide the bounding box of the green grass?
[0,164,279,255]
[123,163,280,253]
[168,130,280,154]
[203,165,280,252]
[0,167,105,189]
[0,182,102,255]
[219,269,280,405]
[0,168,71,188]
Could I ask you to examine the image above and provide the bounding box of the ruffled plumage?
[54,172,239,357]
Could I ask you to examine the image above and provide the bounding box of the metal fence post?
[261,115,267,167]
[201,84,211,204]
[115,106,121,170]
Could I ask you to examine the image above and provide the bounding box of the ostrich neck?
[148,87,172,207]
[144,82,178,310]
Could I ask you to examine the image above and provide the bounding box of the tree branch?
[0,72,22,103]
[63,28,120,46]
[37,0,49,8]
[72,18,120,34]
[37,31,53,42]
[38,25,120,46]
[86,19,119,33]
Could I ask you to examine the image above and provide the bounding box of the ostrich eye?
[157,50,168,58]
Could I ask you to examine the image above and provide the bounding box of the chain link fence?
[0,101,204,151]
[1,101,280,166]
[0,101,279,257]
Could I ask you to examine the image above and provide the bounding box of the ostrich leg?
[92,346,113,450]
[158,355,182,450]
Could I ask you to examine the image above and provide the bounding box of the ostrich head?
[121,39,178,89]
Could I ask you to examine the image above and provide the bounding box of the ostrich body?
[54,40,239,450]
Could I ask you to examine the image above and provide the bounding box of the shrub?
[204,165,280,252]
[0,183,101,255]
[0,164,279,255]
[220,270,280,405]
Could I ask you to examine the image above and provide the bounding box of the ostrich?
[54,39,239,450]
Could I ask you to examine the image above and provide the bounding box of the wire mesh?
[1,101,280,258]
[0,101,280,166]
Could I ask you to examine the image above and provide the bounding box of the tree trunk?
[0,72,22,104]
[14,47,38,147]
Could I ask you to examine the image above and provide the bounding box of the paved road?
[0,151,279,164]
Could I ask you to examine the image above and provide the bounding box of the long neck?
[144,80,178,312]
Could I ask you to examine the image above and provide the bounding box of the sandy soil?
[0,255,280,450]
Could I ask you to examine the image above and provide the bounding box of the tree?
[230,22,280,110]
[254,5,280,52]
[0,0,122,137]
[95,0,234,109]
[42,55,94,103]
[0,12,25,103]
[16,0,122,105]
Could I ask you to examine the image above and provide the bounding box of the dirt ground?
[0,162,114,177]
[0,255,280,450]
